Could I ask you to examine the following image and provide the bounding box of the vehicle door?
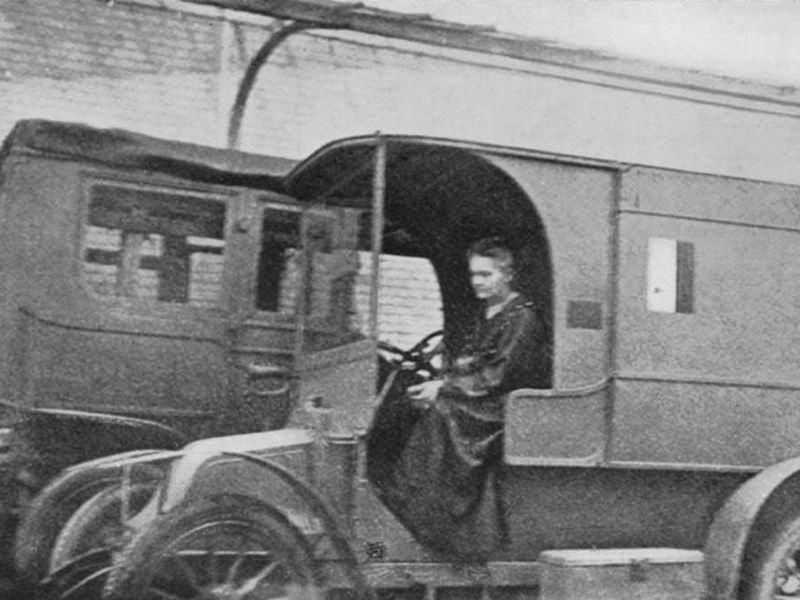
[223,193,305,433]
[292,204,378,435]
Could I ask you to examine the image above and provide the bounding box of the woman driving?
[368,236,550,561]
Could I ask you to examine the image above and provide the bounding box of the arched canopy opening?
[287,138,553,371]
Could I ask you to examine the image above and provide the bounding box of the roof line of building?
[192,0,800,102]
[126,0,800,113]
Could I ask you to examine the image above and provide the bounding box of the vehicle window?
[82,183,226,307]
[256,207,302,313]
[256,207,358,324]
[255,204,443,347]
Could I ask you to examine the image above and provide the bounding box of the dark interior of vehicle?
[287,140,553,367]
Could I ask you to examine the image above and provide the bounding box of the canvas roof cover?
[0,119,294,192]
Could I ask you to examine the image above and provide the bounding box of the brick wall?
[0,0,225,144]
[2,0,486,155]
[356,253,443,351]
[4,0,799,183]
[0,0,446,347]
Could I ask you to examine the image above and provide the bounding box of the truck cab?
[9,122,800,599]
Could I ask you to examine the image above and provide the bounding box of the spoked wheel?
[103,495,323,600]
[42,481,156,599]
[741,508,800,600]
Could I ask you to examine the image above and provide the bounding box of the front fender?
[160,428,314,513]
[11,405,187,448]
[14,450,173,585]
[7,403,187,486]
[705,456,800,600]
[63,448,183,474]
[150,429,372,598]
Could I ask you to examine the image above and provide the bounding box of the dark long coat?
[367,294,550,561]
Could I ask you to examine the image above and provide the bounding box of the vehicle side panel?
[482,155,615,464]
[613,168,800,468]
[499,465,748,561]
[483,155,615,389]
[0,154,248,437]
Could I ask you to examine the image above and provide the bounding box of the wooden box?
[538,547,704,600]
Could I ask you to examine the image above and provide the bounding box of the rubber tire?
[14,464,159,587]
[739,506,800,600]
[103,494,323,600]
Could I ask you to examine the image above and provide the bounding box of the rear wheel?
[103,494,323,600]
[740,507,800,599]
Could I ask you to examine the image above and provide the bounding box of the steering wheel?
[378,329,444,379]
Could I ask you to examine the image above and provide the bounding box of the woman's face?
[469,254,513,305]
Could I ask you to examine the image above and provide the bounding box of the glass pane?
[297,209,366,351]
[255,207,302,314]
[295,206,444,351]
[82,184,226,306]
[305,215,336,320]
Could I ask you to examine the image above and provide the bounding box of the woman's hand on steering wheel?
[406,329,444,377]
[378,330,443,378]
[406,379,444,408]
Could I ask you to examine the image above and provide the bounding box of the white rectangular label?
[647,237,677,313]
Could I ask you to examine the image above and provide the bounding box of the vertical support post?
[369,133,387,339]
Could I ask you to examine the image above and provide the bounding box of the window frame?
[251,199,305,319]
[246,198,360,335]
[78,173,236,315]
